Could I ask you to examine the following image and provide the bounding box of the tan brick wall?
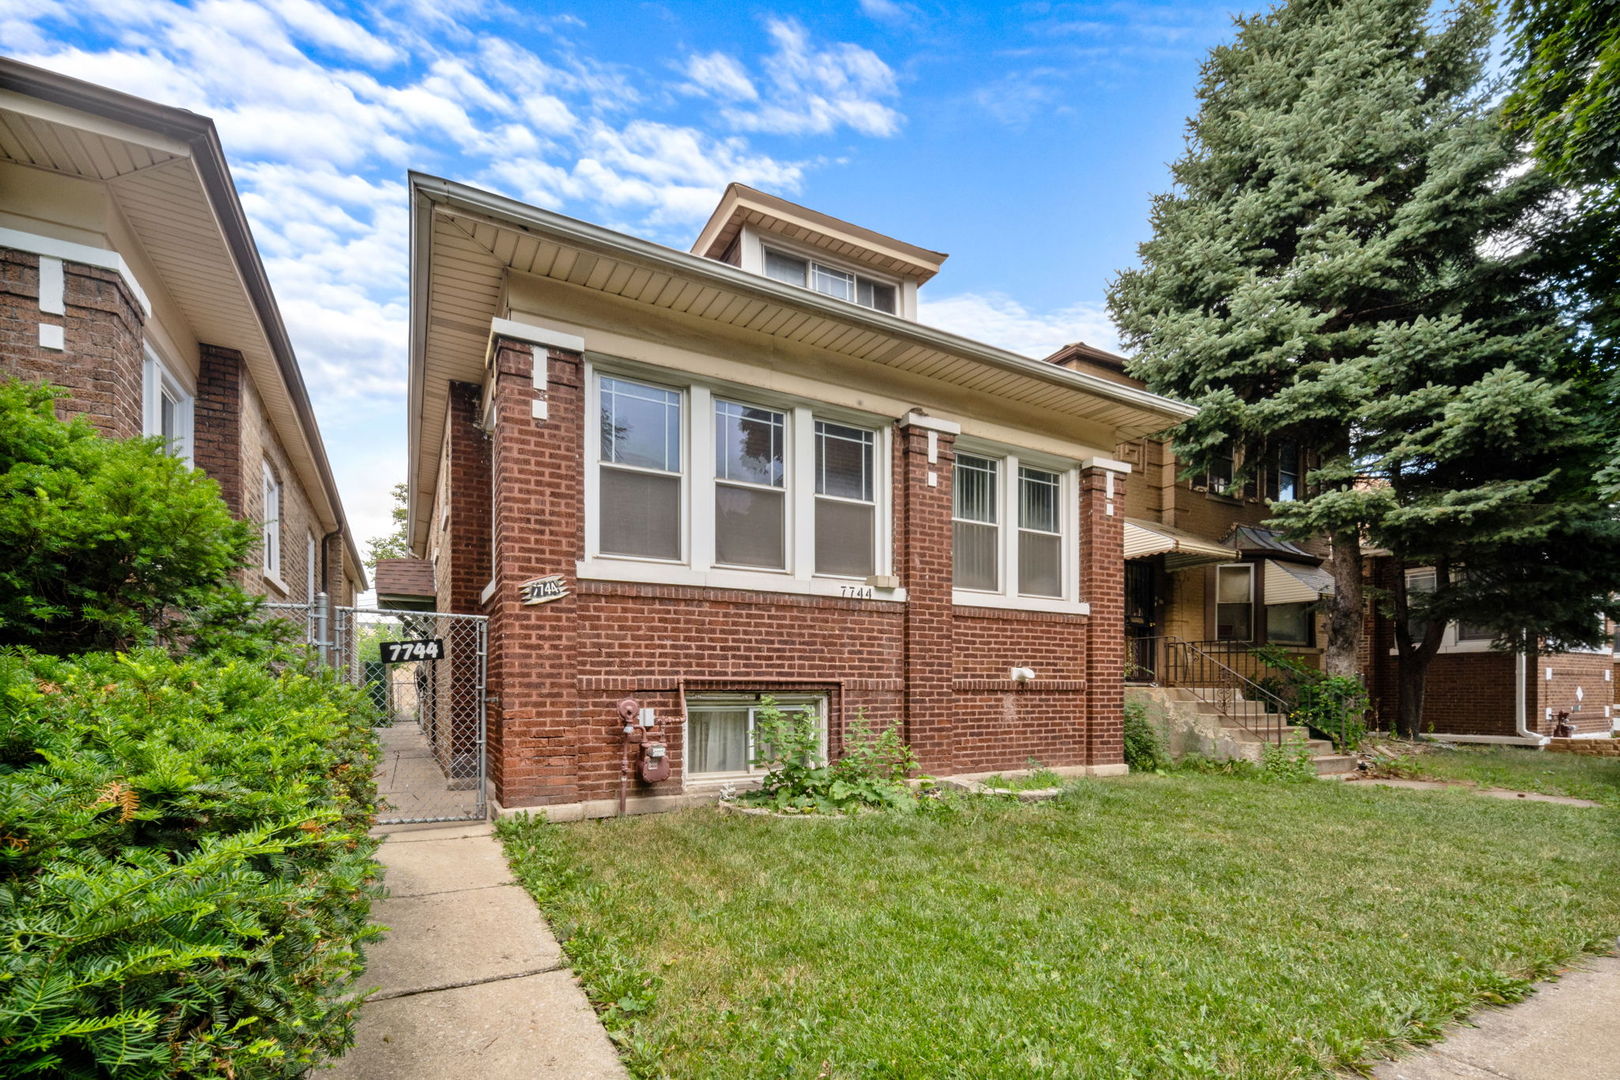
[239,368,328,604]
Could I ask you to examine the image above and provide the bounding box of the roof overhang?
[408,173,1197,553]
[1124,518,1239,569]
[0,58,365,590]
[691,182,947,283]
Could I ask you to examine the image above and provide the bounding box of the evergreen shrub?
[0,648,383,1078]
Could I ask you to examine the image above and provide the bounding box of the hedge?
[0,648,383,1078]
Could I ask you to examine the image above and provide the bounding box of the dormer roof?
[692,183,947,284]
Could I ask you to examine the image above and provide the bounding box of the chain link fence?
[264,597,488,824]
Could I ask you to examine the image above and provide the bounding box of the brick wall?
[238,368,325,603]
[467,334,1131,811]
[0,247,145,438]
[1545,737,1620,756]
[194,344,244,515]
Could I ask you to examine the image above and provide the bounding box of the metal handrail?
[1161,637,1289,745]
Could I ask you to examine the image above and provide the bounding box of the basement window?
[685,693,825,779]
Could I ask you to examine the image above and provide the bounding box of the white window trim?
[1398,567,1529,654]
[683,693,827,785]
[261,461,283,584]
[759,237,905,316]
[142,345,194,465]
[950,439,1087,616]
[581,359,903,602]
[1215,562,1256,642]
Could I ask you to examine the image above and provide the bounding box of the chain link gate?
[267,597,489,824]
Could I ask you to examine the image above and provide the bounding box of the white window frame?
[1215,562,1255,642]
[760,241,903,316]
[950,439,1085,615]
[1398,567,1538,654]
[142,345,193,464]
[306,530,318,601]
[683,693,827,784]
[580,359,900,602]
[261,461,283,584]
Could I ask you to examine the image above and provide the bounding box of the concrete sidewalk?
[1371,954,1620,1079]
[329,823,627,1080]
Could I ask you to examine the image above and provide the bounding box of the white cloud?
[685,17,903,138]
[919,292,1121,360]
[683,51,757,101]
[4,0,908,545]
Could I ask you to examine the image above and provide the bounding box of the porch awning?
[1123,518,1239,570]
[1264,559,1336,604]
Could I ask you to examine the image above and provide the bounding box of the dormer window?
[763,248,898,314]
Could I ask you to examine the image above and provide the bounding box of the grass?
[1377,743,1620,806]
[499,774,1620,1079]
[977,763,1065,791]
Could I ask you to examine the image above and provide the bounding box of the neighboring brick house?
[406,177,1196,817]
[1048,343,1616,745]
[1048,343,1333,684]
[0,59,364,606]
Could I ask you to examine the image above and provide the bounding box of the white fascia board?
[1081,456,1134,474]
[0,225,150,314]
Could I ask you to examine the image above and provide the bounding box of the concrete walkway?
[1371,954,1620,1079]
[329,823,627,1080]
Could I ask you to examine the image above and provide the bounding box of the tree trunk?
[1395,648,1433,738]
[1323,528,1364,680]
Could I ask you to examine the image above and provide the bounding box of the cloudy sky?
[3,0,1248,551]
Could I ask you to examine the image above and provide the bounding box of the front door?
[1125,560,1158,682]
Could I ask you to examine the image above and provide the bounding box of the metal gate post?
[475,617,489,818]
[313,592,330,666]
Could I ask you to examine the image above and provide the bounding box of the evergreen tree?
[366,481,411,565]
[1108,0,1620,734]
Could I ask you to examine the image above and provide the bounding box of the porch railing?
[1158,638,1290,746]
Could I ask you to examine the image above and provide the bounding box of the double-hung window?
[1274,440,1300,502]
[714,400,786,569]
[814,421,876,577]
[586,369,891,597]
[599,375,683,561]
[261,462,282,581]
[764,248,898,314]
[952,448,1079,610]
[142,347,193,463]
[1216,563,1254,641]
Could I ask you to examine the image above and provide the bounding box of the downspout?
[1423,643,1550,747]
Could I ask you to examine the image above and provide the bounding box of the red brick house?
[0,59,365,604]
[405,177,1196,817]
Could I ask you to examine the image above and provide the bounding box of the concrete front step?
[1313,754,1358,776]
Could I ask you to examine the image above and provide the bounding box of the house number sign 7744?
[380,638,446,664]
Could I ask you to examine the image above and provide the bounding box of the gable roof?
[374,558,436,600]
[0,57,365,591]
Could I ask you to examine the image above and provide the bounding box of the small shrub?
[1123,699,1169,772]
[0,380,261,656]
[1252,646,1369,752]
[0,647,383,1078]
[741,700,928,813]
[1260,729,1318,783]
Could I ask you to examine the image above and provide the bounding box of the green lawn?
[499,775,1620,1079]
[1379,743,1620,805]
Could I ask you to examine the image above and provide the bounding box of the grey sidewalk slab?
[378,833,514,896]
[1347,777,1604,807]
[1371,955,1620,1080]
[330,970,626,1080]
[329,822,627,1079]
[364,888,563,997]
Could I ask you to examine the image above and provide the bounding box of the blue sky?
[2,0,1251,549]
